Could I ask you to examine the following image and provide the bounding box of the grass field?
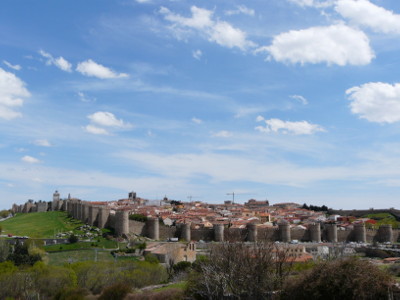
[44,239,125,251]
[47,249,115,265]
[47,249,139,266]
[1,211,82,238]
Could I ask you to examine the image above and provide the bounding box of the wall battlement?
[11,195,400,243]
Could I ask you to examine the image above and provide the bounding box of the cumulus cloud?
[76,59,128,79]
[192,117,203,124]
[84,124,110,135]
[346,82,400,123]
[88,111,131,128]
[85,111,132,135]
[225,5,255,16]
[290,94,308,105]
[255,118,325,135]
[335,0,400,34]
[0,68,30,120]
[39,50,72,72]
[3,61,21,71]
[257,24,374,66]
[33,139,52,147]
[212,130,233,137]
[160,6,256,51]
[192,49,202,60]
[21,155,40,164]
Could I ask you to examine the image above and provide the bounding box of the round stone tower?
[326,223,338,243]
[378,224,393,243]
[247,223,258,242]
[181,222,191,241]
[353,223,366,243]
[88,206,99,226]
[214,224,224,242]
[279,222,291,242]
[146,217,160,240]
[115,210,129,236]
[310,223,321,243]
[98,207,110,229]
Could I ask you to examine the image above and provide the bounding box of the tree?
[0,236,8,263]
[98,283,131,300]
[0,224,2,234]
[186,241,294,300]
[68,234,79,244]
[7,240,41,266]
[0,210,10,218]
[282,257,395,300]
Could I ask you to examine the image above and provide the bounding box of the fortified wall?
[11,192,400,243]
[328,208,400,221]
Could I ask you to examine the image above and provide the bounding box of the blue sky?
[1,0,400,209]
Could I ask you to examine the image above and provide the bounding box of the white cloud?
[255,118,325,135]
[346,82,400,123]
[257,24,374,66]
[212,130,233,138]
[336,0,400,34]
[3,61,21,71]
[84,124,110,135]
[288,0,334,8]
[77,92,96,103]
[256,115,265,122]
[76,59,128,79]
[0,68,30,120]
[21,155,40,164]
[192,49,202,60]
[33,139,52,147]
[88,111,131,128]
[0,106,22,120]
[136,0,151,3]
[39,50,72,72]
[85,111,132,135]
[290,94,308,105]
[160,6,256,51]
[234,106,267,118]
[225,5,255,16]
[192,117,203,124]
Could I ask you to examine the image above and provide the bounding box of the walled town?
[9,191,400,264]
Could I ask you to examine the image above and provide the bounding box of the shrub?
[173,261,192,274]
[282,257,395,300]
[98,283,131,300]
[144,253,159,264]
[126,288,184,300]
[54,287,89,300]
[68,234,78,244]
[129,214,148,222]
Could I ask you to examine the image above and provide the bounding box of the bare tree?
[187,240,294,299]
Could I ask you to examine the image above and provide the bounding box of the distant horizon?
[2,1,400,211]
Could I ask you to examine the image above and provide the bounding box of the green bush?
[129,214,148,222]
[282,257,395,300]
[173,261,192,274]
[68,234,78,244]
[99,283,131,300]
[54,287,89,300]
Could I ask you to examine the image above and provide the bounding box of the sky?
[1,0,400,210]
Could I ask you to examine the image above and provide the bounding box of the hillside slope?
[1,211,82,238]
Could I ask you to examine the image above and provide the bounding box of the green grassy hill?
[362,212,400,228]
[1,211,82,238]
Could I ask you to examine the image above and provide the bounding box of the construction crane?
[226,192,256,204]
[226,192,235,204]
[187,195,200,202]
